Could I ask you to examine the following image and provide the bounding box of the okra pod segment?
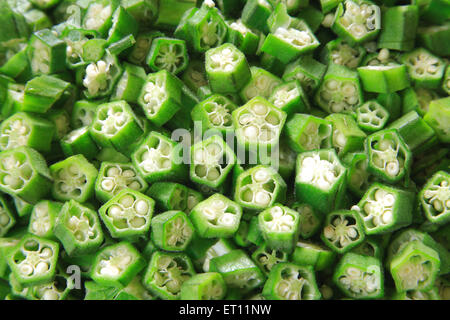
[355,100,390,133]
[180,272,227,300]
[357,64,410,94]
[262,263,321,300]
[241,0,273,34]
[283,55,327,94]
[54,200,104,256]
[423,97,450,144]
[322,38,366,69]
[419,171,450,226]
[151,210,194,252]
[146,182,188,212]
[110,62,146,104]
[146,37,188,76]
[240,67,283,102]
[82,0,119,37]
[417,23,450,57]
[342,152,372,197]
[190,193,242,238]
[291,240,337,271]
[28,28,67,75]
[251,243,288,275]
[325,113,366,156]
[291,202,323,239]
[121,0,158,28]
[60,126,99,160]
[0,196,16,237]
[28,200,62,240]
[268,80,310,115]
[107,6,138,44]
[154,0,197,30]
[227,19,260,56]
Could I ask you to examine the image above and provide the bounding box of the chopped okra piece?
[182,59,208,93]
[321,210,365,254]
[190,135,236,190]
[315,63,363,114]
[241,0,273,33]
[110,62,146,104]
[206,43,251,94]
[131,131,188,183]
[295,149,347,214]
[95,162,148,203]
[61,126,99,160]
[283,55,327,94]
[356,100,390,133]
[413,0,450,24]
[234,165,287,212]
[0,146,52,204]
[154,0,197,30]
[7,234,59,287]
[191,94,237,136]
[0,112,55,153]
[291,240,337,271]
[187,236,234,272]
[0,196,15,237]
[49,154,98,203]
[262,263,321,300]
[365,128,412,184]
[258,204,300,253]
[417,23,450,57]
[400,48,446,89]
[332,0,381,44]
[351,237,384,260]
[232,96,287,154]
[28,28,66,75]
[423,97,450,144]
[70,100,101,129]
[291,202,323,239]
[227,19,260,56]
[251,243,288,275]
[353,183,414,235]
[26,270,74,301]
[151,210,194,252]
[91,242,146,288]
[82,0,119,37]
[322,38,365,69]
[146,182,188,212]
[342,152,372,197]
[269,80,310,115]
[54,200,104,256]
[419,171,450,226]
[107,6,138,44]
[180,272,227,300]
[326,113,366,156]
[28,200,62,240]
[357,64,410,93]
[138,70,182,126]
[146,37,188,75]
[143,251,196,300]
[99,189,155,240]
[127,31,165,66]
[391,287,441,300]
[209,249,265,293]
[240,67,283,102]
[333,252,384,299]
[121,0,158,28]
[190,193,242,238]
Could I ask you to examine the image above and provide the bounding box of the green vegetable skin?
[0,0,447,301]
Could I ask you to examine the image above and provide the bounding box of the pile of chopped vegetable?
[0,0,449,301]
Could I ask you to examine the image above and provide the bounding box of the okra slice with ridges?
[442,65,450,95]
[121,0,158,28]
[110,62,146,104]
[351,237,384,261]
[70,100,101,129]
[0,196,15,237]
[190,193,242,238]
[182,59,208,93]
[206,43,251,94]
[315,63,363,114]
[82,0,119,37]
[353,183,414,235]
[423,97,450,144]
[268,80,310,115]
[283,55,327,94]
[291,202,323,239]
[147,37,189,75]
[106,6,138,44]
[0,146,52,204]
[240,67,283,102]
[28,200,62,240]
[7,234,59,287]
[143,251,196,300]
[27,270,74,301]
[28,28,66,75]
[61,126,99,160]
[209,249,265,293]
[357,64,410,93]
[227,19,260,56]
[99,189,155,240]
[325,113,366,156]
[0,112,55,153]
[131,131,188,183]
[191,94,237,136]
[262,263,321,300]
[322,38,365,69]
[333,252,384,299]
[54,200,104,257]
[365,128,412,184]
[146,182,188,212]
[295,149,348,214]
[291,240,337,271]
[356,100,390,133]
[420,171,450,225]
[342,152,372,197]
[180,272,227,300]
[190,135,236,189]
[234,165,287,212]
[251,243,288,275]
[49,154,98,203]
[321,210,366,254]
[91,241,146,288]
[95,162,148,203]
[241,0,273,33]
[332,0,381,44]
[151,210,194,252]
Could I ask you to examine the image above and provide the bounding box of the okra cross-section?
[0,146,52,204]
[143,251,196,300]
[355,100,390,133]
[332,0,381,44]
[95,162,148,203]
[54,200,104,257]
[315,64,363,114]
[252,242,288,276]
[365,129,412,184]
[323,38,365,69]
[400,48,445,89]
[232,96,287,153]
[190,135,236,189]
[357,64,410,93]
[268,80,310,115]
[28,200,62,240]
[180,272,226,300]
[234,165,287,212]
[49,154,98,203]
[291,202,323,239]
[82,0,118,37]
[147,37,189,75]
[99,189,155,240]
[262,263,321,300]
[138,70,182,126]
[326,113,366,156]
[240,67,283,102]
[131,131,188,183]
[7,234,59,287]
[205,43,251,94]
[321,210,365,254]
[151,210,194,252]
[190,193,242,238]
[28,28,66,75]
[333,252,384,299]
[0,195,15,237]
[295,149,347,214]
[91,241,146,288]
[291,241,337,272]
[146,182,189,212]
[89,100,144,155]
[420,171,450,225]
[423,97,450,144]
[258,204,300,253]
[282,56,327,94]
